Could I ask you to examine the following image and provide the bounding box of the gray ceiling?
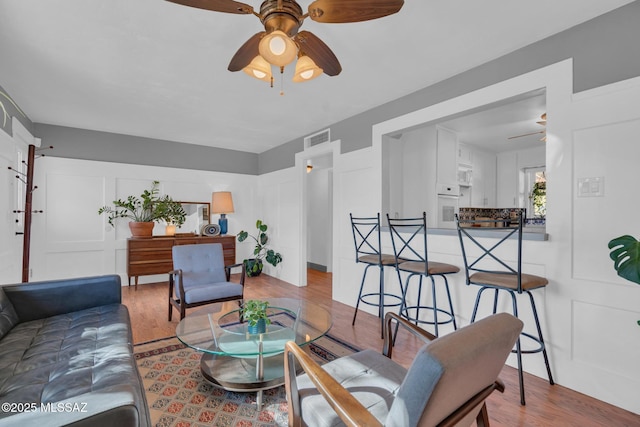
[0,0,634,154]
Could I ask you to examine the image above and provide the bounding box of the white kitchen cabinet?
[436,126,458,186]
[458,142,473,166]
[470,149,496,207]
[497,151,518,207]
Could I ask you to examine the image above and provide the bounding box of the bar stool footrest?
[400,306,456,326]
[359,292,404,308]
[513,331,546,354]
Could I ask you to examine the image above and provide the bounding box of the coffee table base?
[200,352,286,408]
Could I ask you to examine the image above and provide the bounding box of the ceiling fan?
[508,113,547,142]
[165,0,404,85]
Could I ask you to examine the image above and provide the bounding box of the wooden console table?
[126,235,236,287]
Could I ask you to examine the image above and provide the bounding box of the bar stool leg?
[352,264,372,325]
[378,263,385,338]
[441,275,457,330]
[470,286,489,323]
[430,276,439,337]
[415,275,423,326]
[527,291,555,385]
[509,290,526,406]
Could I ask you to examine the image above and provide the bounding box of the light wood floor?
[122,270,640,427]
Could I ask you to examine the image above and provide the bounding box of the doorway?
[296,140,339,287]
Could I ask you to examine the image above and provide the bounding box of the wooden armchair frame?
[284,312,508,427]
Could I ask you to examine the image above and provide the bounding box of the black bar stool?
[386,212,459,337]
[350,213,404,338]
[455,211,554,405]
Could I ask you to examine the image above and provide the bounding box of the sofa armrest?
[1,275,122,323]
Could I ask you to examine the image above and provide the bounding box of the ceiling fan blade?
[228,32,265,72]
[507,130,545,140]
[165,0,254,15]
[295,31,342,76]
[308,0,404,23]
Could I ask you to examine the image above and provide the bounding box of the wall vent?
[304,129,330,149]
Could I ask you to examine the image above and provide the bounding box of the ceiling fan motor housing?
[260,0,304,36]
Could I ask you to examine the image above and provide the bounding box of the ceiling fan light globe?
[259,30,297,67]
[242,55,272,82]
[293,55,323,82]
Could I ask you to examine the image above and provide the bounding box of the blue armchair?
[168,243,245,320]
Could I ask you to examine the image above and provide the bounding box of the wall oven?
[436,183,460,229]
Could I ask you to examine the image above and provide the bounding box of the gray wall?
[35,124,258,175]
[0,83,34,137]
[259,0,640,174]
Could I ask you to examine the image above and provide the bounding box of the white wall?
[24,157,258,284]
[255,166,300,286]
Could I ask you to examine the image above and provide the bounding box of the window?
[525,167,546,218]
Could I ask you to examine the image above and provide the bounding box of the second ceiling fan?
[508,113,547,142]
[166,0,405,84]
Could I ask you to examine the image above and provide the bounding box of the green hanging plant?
[607,235,640,326]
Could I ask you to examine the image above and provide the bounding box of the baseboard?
[307,262,327,272]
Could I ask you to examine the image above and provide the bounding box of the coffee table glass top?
[176,298,332,357]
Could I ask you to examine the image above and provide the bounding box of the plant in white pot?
[608,235,640,325]
[237,220,283,277]
[98,180,185,237]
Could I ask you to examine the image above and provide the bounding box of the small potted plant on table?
[242,300,271,334]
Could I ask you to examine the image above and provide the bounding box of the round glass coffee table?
[175,298,332,407]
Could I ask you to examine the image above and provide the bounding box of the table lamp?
[212,191,234,235]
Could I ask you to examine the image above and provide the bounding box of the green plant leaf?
[237,231,248,242]
[608,235,640,285]
[259,233,268,245]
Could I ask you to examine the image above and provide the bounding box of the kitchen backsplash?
[458,207,545,226]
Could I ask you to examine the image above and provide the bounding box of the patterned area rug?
[134,334,360,427]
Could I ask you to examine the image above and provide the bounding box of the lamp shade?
[259,30,297,67]
[243,55,272,82]
[212,191,235,214]
[293,55,323,82]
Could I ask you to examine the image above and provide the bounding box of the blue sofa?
[0,275,150,426]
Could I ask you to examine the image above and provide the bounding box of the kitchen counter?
[381,225,548,241]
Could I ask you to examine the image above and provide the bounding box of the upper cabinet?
[436,126,458,187]
[458,143,473,166]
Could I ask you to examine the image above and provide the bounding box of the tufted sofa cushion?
[0,288,18,340]
[0,303,144,423]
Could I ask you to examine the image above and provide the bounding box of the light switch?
[577,177,604,197]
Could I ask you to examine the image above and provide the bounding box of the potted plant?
[154,195,187,229]
[237,219,283,277]
[98,180,186,237]
[242,299,271,334]
[608,235,640,325]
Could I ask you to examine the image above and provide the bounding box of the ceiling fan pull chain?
[280,66,285,96]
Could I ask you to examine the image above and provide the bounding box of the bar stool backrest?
[387,212,429,267]
[456,211,526,292]
[350,213,383,264]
